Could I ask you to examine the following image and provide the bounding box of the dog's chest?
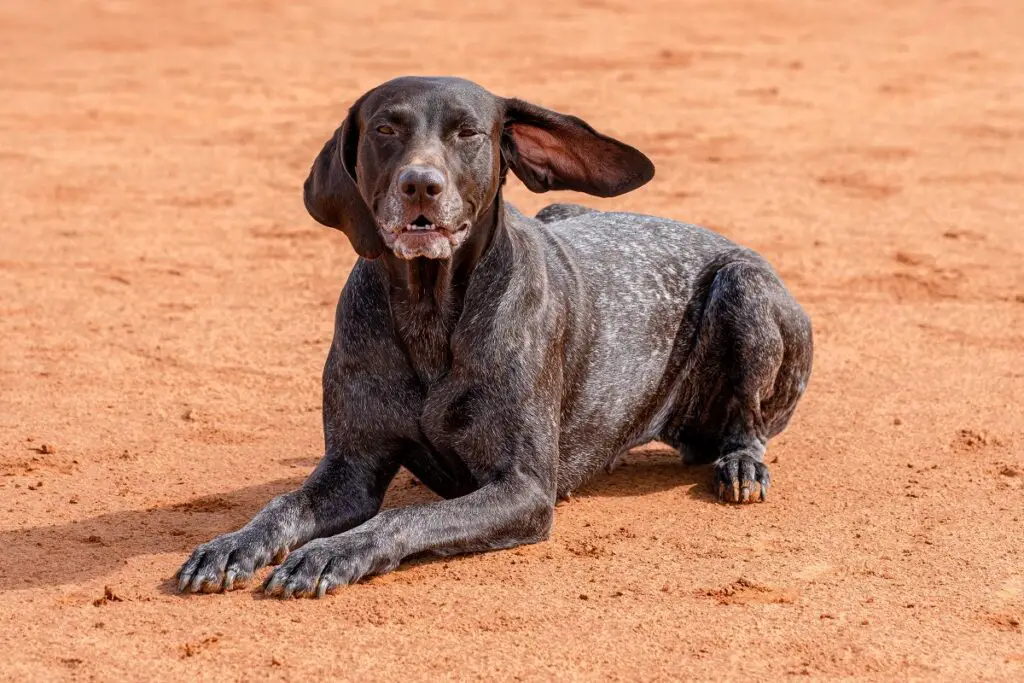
[392,302,458,388]
[397,382,488,496]
[405,333,450,387]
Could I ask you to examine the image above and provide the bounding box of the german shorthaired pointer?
[176,76,813,598]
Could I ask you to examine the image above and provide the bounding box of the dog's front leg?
[176,448,400,593]
[263,468,554,598]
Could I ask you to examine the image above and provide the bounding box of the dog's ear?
[303,99,386,259]
[501,98,654,198]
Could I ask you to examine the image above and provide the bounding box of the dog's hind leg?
[664,257,813,503]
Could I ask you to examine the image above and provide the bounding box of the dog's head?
[304,76,654,260]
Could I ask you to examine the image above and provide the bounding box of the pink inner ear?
[508,122,590,181]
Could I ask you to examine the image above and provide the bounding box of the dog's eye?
[376,125,396,135]
[458,128,480,138]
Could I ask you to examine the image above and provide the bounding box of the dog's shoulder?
[334,258,392,332]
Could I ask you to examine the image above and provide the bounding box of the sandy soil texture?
[1,0,1023,679]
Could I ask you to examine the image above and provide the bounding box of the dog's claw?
[223,567,246,592]
[714,453,770,504]
[262,571,285,596]
[316,575,337,598]
[188,574,206,594]
[175,553,200,593]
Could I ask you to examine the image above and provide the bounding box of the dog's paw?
[176,530,288,594]
[714,452,770,503]
[262,533,389,599]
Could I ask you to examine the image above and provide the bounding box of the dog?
[176,76,813,598]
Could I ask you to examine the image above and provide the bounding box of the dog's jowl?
[176,77,813,598]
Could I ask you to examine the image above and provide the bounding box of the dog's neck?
[380,195,506,384]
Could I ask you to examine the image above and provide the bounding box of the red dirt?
[2,0,1023,679]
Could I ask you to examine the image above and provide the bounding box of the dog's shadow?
[576,446,712,500]
[0,447,711,593]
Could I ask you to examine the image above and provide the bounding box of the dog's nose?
[398,165,445,201]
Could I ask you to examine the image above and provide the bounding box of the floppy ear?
[303,100,386,259]
[501,98,655,198]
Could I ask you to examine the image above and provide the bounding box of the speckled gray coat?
[176,77,813,599]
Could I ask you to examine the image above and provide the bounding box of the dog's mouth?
[384,212,472,260]
[404,215,443,233]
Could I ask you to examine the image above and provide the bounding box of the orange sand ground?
[1,0,1022,679]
